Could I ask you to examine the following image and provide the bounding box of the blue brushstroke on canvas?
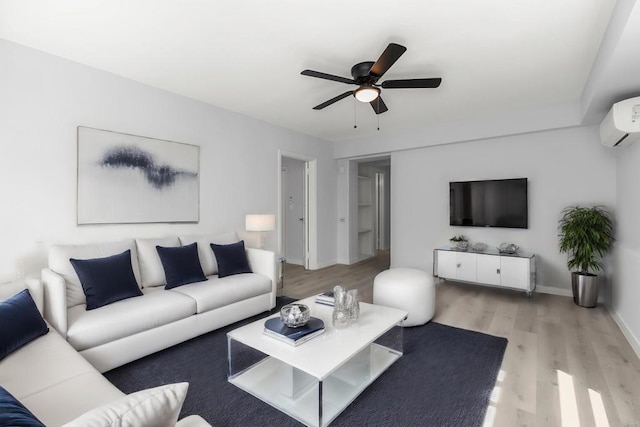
[100,146,196,189]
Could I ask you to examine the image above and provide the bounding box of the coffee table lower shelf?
[228,342,402,427]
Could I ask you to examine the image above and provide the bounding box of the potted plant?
[558,205,614,307]
[450,235,468,251]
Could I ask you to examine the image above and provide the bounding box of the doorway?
[356,158,391,260]
[281,157,306,266]
[278,150,318,273]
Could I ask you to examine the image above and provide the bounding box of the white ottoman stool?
[373,268,435,327]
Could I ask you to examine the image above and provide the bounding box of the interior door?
[282,157,307,268]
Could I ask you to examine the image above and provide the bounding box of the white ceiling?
[0,0,617,142]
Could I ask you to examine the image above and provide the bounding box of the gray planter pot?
[571,272,598,308]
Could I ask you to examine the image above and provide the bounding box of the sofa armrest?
[41,268,68,337]
[246,248,277,309]
[176,415,212,427]
[25,278,45,315]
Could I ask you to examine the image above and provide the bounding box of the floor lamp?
[245,214,276,250]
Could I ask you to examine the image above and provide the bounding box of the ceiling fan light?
[354,86,380,103]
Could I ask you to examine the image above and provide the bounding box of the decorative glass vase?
[347,289,360,322]
[332,285,350,329]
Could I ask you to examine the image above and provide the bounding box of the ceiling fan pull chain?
[353,98,357,129]
[377,99,381,131]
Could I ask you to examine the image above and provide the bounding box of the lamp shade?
[354,86,380,103]
[245,214,276,232]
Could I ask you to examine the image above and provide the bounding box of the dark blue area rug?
[105,298,507,426]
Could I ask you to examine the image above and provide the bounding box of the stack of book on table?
[315,291,335,307]
[263,317,325,347]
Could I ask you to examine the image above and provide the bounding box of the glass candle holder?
[280,303,310,328]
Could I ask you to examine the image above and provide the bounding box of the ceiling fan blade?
[313,91,354,110]
[381,78,442,89]
[301,70,356,85]
[370,96,388,114]
[369,43,407,79]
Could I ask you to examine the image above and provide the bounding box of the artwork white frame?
[77,126,200,224]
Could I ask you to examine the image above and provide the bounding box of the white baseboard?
[535,285,607,303]
[535,285,572,297]
[607,308,640,359]
[284,259,336,270]
[338,256,366,265]
[316,259,337,269]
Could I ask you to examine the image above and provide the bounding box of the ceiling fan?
[301,43,442,115]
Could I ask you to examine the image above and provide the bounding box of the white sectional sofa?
[0,279,210,426]
[41,233,277,372]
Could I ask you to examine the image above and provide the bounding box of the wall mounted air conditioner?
[600,96,640,147]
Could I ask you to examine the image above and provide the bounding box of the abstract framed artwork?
[77,126,199,224]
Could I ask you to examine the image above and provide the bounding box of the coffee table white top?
[227,296,407,380]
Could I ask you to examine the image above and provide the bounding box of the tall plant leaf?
[558,206,614,274]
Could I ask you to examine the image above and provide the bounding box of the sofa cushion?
[21,372,125,426]
[0,328,125,426]
[179,232,239,276]
[210,241,252,278]
[63,383,188,427]
[157,243,207,289]
[169,273,271,314]
[66,288,197,351]
[0,385,45,427]
[0,289,49,361]
[70,250,143,310]
[135,237,181,288]
[49,240,142,308]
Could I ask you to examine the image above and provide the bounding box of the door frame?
[278,150,318,270]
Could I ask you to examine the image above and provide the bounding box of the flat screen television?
[449,178,528,228]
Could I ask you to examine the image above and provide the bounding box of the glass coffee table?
[227,296,407,427]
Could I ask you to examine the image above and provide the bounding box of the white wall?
[281,157,305,265]
[0,39,336,281]
[333,101,581,159]
[613,140,640,355]
[391,125,616,293]
[581,0,640,124]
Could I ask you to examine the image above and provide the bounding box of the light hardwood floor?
[282,253,640,427]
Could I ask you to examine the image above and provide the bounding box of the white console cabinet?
[434,247,536,295]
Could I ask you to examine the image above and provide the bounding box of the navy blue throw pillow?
[0,289,49,361]
[210,240,252,278]
[156,243,207,289]
[70,250,143,310]
[0,386,45,426]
